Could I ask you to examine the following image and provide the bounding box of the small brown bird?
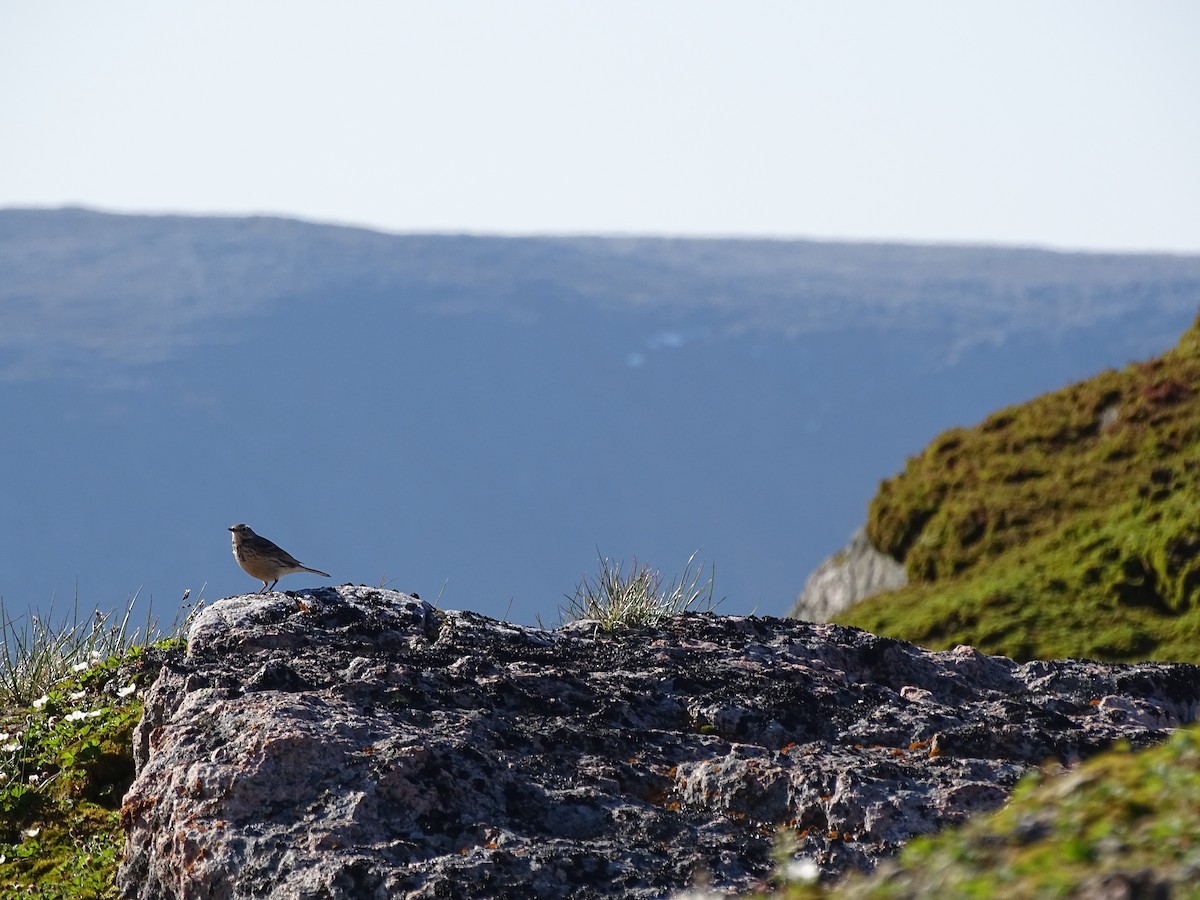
[229,524,330,593]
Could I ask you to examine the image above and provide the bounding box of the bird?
[229,524,331,593]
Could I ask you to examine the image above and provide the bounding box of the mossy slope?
[839,311,1200,663]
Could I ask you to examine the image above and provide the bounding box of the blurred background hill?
[838,312,1200,663]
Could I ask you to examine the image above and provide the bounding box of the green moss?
[0,648,152,898]
[842,312,1200,663]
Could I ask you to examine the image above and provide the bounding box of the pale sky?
[3,1,1199,252]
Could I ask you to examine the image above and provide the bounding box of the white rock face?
[790,527,907,622]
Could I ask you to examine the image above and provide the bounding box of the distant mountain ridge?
[2,206,1199,626]
[6,206,1200,380]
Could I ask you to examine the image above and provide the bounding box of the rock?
[119,587,1200,899]
[790,527,907,622]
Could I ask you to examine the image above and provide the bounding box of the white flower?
[117,684,138,698]
[22,828,39,838]
[1,741,19,753]
[72,661,89,673]
[784,857,821,884]
[32,695,49,709]
[70,690,86,701]
[28,774,39,784]
[65,710,87,723]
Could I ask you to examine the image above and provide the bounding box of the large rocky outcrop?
[119,587,1200,899]
[789,527,907,622]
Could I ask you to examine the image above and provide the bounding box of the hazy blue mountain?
[2,207,1199,628]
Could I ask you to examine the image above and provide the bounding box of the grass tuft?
[561,551,719,631]
[0,591,204,709]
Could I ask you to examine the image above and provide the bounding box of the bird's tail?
[302,567,331,578]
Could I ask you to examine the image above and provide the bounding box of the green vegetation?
[560,552,720,631]
[839,312,1200,663]
[0,596,200,898]
[771,722,1200,899]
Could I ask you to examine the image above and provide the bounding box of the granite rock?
[118,587,1200,899]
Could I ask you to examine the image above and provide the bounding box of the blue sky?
[3,1,1199,251]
